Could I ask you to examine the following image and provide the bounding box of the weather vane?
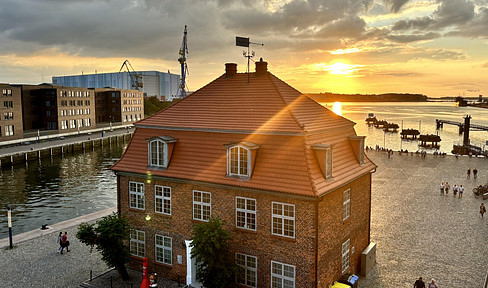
[235,36,264,82]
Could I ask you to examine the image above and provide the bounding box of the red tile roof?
[112,63,376,197]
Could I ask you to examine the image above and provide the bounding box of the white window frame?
[343,189,351,221]
[325,147,333,179]
[271,261,295,288]
[155,185,171,215]
[236,197,256,231]
[342,239,350,273]
[155,234,172,265]
[236,253,257,288]
[227,145,250,177]
[271,202,295,238]
[129,181,145,210]
[130,229,145,257]
[193,190,211,221]
[148,139,168,168]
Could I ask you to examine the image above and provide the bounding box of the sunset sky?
[0,0,487,97]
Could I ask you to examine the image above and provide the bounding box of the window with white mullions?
[150,140,167,167]
[271,202,295,238]
[129,181,145,210]
[271,261,295,288]
[155,186,171,215]
[342,238,350,273]
[229,146,249,177]
[155,234,172,265]
[343,189,351,221]
[236,197,256,230]
[236,253,257,287]
[193,190,211,221]
[130,229,145,257]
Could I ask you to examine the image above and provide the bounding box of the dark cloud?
[387,32,441,43]
[383,0,410,12]
[391,16,435,31]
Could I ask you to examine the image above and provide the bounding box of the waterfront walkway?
[1,151,487,287]
[362,151,488,287]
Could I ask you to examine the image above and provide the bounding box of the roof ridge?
[268,73,306,132]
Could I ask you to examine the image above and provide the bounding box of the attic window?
[225,142,260,179]
[312,144,334,180]
[147,136,177,170]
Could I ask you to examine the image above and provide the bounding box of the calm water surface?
[0,144,126,237]
[323,101,488,154]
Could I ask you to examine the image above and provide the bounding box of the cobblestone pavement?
[361,151,488,287]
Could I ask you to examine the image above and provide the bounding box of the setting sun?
[314,62,363,75]
[332,101,342,115]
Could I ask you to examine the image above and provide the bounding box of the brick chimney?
[255,58,267,76]
[225,63,237,78]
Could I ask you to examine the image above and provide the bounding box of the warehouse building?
[52,71,180,101]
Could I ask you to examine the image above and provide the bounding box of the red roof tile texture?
[112,63,376,197]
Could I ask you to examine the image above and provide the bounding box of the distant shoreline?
[306,92,427,102]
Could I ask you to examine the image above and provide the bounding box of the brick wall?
[317,173,372,287]
[118,174,318,287]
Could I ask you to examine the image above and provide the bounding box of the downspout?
[117,174,121,215]
[314,198,320,288]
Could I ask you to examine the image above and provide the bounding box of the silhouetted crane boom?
[119,59,143,90]
[177,25,188,98]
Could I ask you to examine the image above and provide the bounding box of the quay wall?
[0,133,132,167]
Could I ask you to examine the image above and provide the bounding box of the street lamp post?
[109,116,113,132]
[7,205,13,249]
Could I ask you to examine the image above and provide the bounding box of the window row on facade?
[3,101,13,108]
[123,99,142,105]
[59,90,91,97]
[3,112,13,120]
[59,100,91,107]
[2,89,12,97]
[122,92,141,98]
[129,228,298,288]
[122,106,142,112]
[59,109,91,116]
[60,119,92,129]
[123,114,142,122]
[0,125,14,136]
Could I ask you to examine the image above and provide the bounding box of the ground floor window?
[155,234,172,265]
[130,229,145,257]
[271,260,295,288]
[235,253,257,287]
[342,238,350,273]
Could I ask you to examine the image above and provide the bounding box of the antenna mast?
[236,36,264,83]
[177,25,189,99]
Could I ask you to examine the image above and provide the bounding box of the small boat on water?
[365,113,377,124]
[383,123,399,132]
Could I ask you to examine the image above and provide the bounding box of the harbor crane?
[177,25,188,98]
[119,60,143,90]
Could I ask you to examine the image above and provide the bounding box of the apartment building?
[0,84,23,140]
[111,61,376,287]
[95,88,144,124]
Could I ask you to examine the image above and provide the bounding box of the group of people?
[57,231,70,254]
[414,277,439,288]
[439,182,464,198]
[466,168,478,179]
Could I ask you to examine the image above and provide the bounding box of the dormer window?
[147,136,177,169]
[312,144,334,180]
[349,136,365,165]
[225,142,260,179]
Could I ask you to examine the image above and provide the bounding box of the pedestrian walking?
[440,182,445,195]
[444,182,450,195]
[60,231,70,254]
[452,184,458,196]
[459,185,464,198]
[429,279,439,288]
[467,168,471,179]
[480,203,486,218]
[473,168,478,179]
[57,232,63,253]
[414,277,426,288]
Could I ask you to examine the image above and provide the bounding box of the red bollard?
[140,257,150,288]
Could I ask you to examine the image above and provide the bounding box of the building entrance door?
[185,240,203,287]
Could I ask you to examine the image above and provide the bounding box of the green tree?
[76,213,131,281]
[191,217,237,288]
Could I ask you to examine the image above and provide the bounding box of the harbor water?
[322,101,488,154]
[0,143,126,237]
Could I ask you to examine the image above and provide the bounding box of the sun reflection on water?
[332,101,342,115]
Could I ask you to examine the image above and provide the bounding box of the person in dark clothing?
[473,168,478,179]
[414,277,426,288]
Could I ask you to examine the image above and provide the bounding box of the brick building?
[111,61,376,287]
[0,84,23,140]
[95,88,144,125]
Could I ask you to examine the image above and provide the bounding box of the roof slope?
[137,69,354,134]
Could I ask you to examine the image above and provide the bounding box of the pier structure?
[400,129,420,139]
[436,115,488,156]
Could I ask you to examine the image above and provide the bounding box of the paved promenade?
[1,150,487,287]
[362,151,488,287]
